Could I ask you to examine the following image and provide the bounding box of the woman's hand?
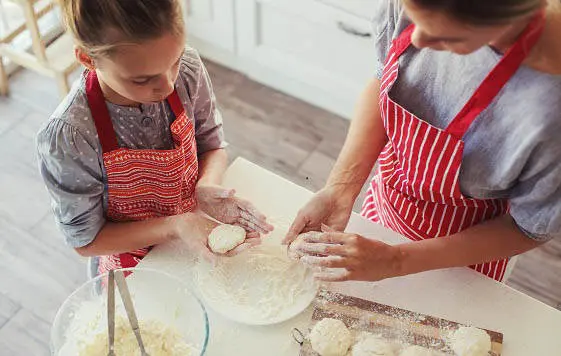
[196,184,274,234]
[171,213,261,262]
[283,186,355,245]
[289,231,404,282]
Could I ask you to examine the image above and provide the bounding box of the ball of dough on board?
[309,318,352,356]
[400,345,437,356]
[449,326,491,356]
[207,224,246,254]
[352,333,396,356]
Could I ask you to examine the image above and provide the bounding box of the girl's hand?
[172,213,261,262]
[196,185,274,235]
[289,230,404,282]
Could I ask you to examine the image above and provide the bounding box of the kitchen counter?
[139,157,561,355]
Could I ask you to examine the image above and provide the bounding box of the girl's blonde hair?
[59,0,185,57]
[404,0,544,25]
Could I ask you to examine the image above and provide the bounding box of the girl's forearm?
[75,214,189,257]
[197,148,228,186]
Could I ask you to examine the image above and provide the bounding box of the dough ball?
[309,318,352,356]
[287,234,306,260]
[449,326,491,356]
[400,345,437,356]
[352,333,396,356]
[208,224,246,254]
[288,231,322,260]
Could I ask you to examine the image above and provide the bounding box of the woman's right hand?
[283,186,355,245]
[172,213,261,262]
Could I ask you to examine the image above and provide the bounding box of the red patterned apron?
[85,71,199,275]
[361,16,544,281]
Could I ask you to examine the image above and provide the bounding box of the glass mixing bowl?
[51,267,209,355]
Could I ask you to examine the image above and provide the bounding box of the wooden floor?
[0,60,559,354]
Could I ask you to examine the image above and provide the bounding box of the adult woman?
[285,0,561,282]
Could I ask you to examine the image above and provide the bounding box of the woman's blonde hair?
[404,0,544,25]
[59,0,185,57]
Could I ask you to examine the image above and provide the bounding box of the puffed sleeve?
[36,118,106,247]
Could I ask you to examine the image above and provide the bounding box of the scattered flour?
[399,345,441,356]
[352,333,398,356]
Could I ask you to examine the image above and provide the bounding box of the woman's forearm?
[397,215,543,276]
[75,214,190,257]
[197,148,228,185]
[326,78,387,201]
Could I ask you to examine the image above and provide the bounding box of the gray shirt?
[37,47,226,248]
[372,1,561,241]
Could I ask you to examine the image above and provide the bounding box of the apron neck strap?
[446,12,546,138]
[166,88,185,121]
[86,71,119,153]
[391,24,416,59]
[391,13,546,140]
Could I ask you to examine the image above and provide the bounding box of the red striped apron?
[361,16,544,281]
[85,71,199,275]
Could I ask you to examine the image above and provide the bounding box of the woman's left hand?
[290,231,404,282]
[196,184,274,234]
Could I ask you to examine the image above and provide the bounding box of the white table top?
[139,158,561,355]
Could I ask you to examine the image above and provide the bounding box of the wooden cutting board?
[297,290,503,355]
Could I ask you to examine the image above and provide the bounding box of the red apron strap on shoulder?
[166,89,185,120]
[445,13,545,139]
[391,24,415,59]
[85,71,119,153]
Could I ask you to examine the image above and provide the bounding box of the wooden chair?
[0,0,79,97]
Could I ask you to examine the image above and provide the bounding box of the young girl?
[285,0,561,282]
[37,0,272,275]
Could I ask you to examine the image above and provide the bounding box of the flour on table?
[207,224,246,253]
[399,345,441,356]
[352,333,397,356]
[309,318,353,356]
[448,326,491,356]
